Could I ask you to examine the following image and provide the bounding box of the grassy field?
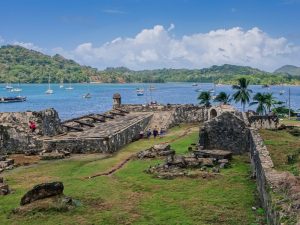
[280,117,300,127]
[260,128,300,176]
[0,124,262,225]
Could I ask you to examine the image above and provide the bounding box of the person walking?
[147,129,152,139]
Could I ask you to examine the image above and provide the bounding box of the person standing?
[153,127,158,139]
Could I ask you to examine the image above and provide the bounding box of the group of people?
[139,126,166,139]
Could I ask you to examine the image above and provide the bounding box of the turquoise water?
[0,83,299,120]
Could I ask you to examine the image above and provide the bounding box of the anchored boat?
[0,96,26,103]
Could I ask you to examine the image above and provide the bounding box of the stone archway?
[209,108,218,120]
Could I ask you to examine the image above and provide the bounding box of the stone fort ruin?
[1,93,295,224]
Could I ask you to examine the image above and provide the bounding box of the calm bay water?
[0,83,299,120]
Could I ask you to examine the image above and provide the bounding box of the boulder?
[0,155,7,161]
[0,183,10,195]
[20,182,64,205]
[0,159,14,169]
[153,144,170,151]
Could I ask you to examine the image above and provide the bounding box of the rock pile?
[146,148,232,179]
[40,150,71,160]
[0,155,14,172]
[137,144,175,159]
[0,177,10,195]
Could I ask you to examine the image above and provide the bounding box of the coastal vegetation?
[0,125,263,224]
[1,45,300,85]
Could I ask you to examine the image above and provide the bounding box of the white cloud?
[167,23,175,31]
[13,41,44,52]
[52,25,300,71]
[0,36,5,44]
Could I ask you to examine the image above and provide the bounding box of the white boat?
[192,83,198,86]
[45,75,54,94]
[5,83,13,90]
[59,79,64,88]
[136,88,144,96]
[10,88,22,92]
[65,81,73,90]
[279,90,285,95]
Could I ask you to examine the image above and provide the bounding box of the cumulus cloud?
[13,41,44,52]
[52,25,300,71]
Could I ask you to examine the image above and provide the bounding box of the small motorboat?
[192,83,198,86]
[195,88,203,92]
[83,93,92,99]
[279,90,285,95]
[136,88,144,96]
[0,96,26,103]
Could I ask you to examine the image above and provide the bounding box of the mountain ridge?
[0,45,299,85]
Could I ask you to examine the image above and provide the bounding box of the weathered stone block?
[20,182,64,205]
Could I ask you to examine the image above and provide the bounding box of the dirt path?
[85,126,197,179]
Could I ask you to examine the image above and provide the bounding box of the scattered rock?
[194,149,232,160]
[0,183,10,195]
[137,144,174,159]
[0,155,7,161]
[20,182,64,205]
[13,195,78,216]
[212,167,220,173]
[0,159,15,169]
[40,153,65,160]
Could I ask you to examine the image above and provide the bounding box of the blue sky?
[1,0,300,71]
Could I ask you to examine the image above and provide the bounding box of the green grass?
[281,117,300,127]
[0,125,262,225]
[260,129,300,175]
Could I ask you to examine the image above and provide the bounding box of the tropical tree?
[198,91,211,107]
[214,92,231,105]
[232,78,252,111]
[264,93,278,113]
[250,92,267,115]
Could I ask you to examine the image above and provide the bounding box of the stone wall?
[248,115,279,129]
[42,114,152,153]
[199,112,250,154]
[199,111,300,224]
[0,108,63,154]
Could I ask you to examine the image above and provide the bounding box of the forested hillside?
[0,45,299,85]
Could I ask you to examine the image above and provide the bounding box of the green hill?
[0,45,299,85]
[274,65,300,76]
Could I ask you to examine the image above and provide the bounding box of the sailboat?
[65,81,73,90]
[59,79,64,88]
[11,82,22,92]
[83,79,92,98]
[5,83,13,90]
[45,75,54,94]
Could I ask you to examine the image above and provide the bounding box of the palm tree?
[214,92,231,105]
[198,91,211,107]
[232,78,252,112]
[250,93,267,115]
[264,93,277,113]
